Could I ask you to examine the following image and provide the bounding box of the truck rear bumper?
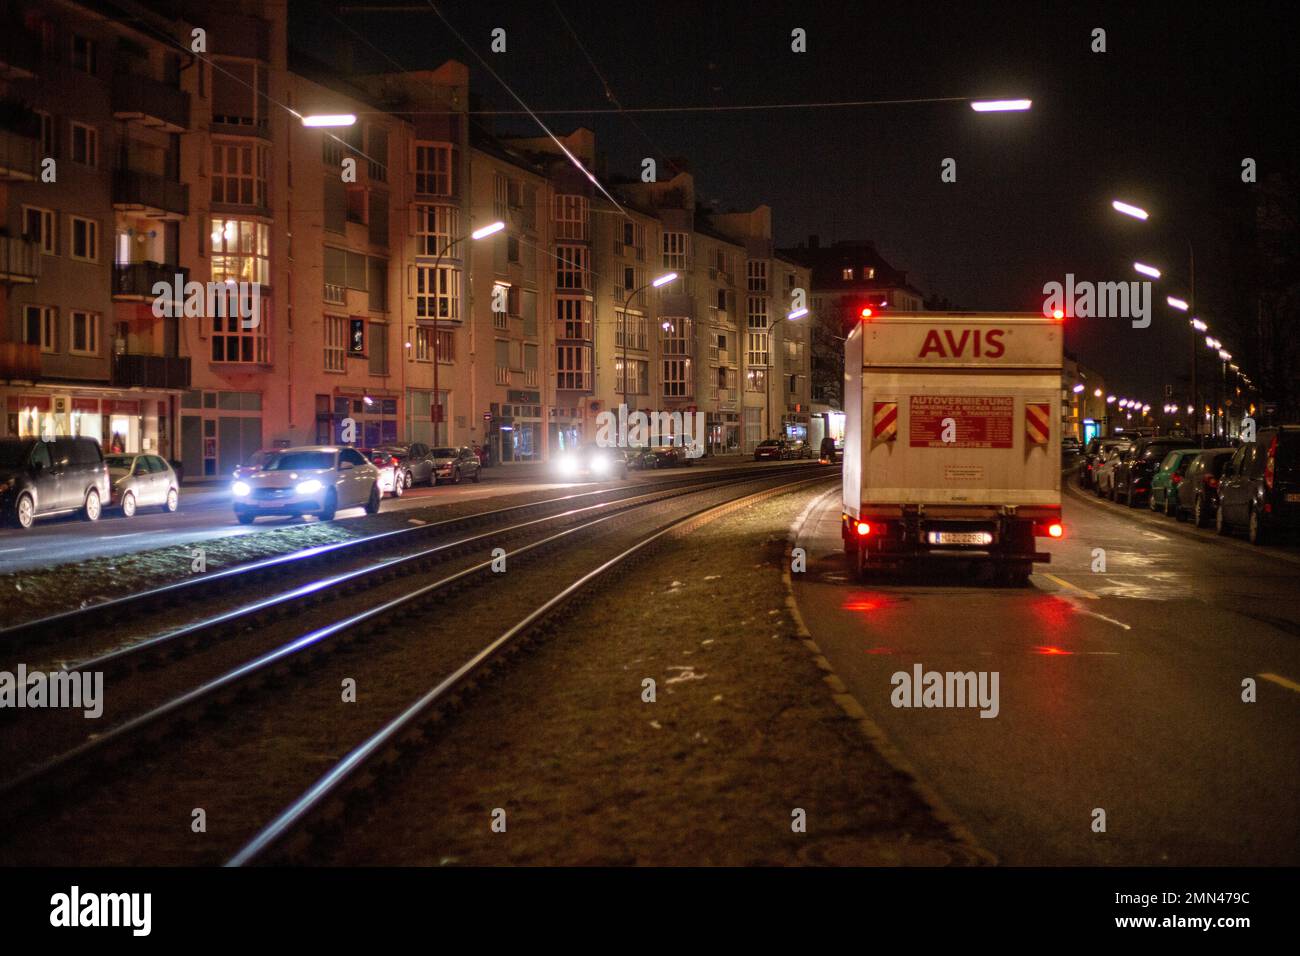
[842,507,1058,565]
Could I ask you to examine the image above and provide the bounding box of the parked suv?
[0,437,110,529]
[1080,437,1129,490]
[1216,426,1300,544]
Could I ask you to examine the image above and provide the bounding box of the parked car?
[788,440,815,459]
[233,449,276,481]
[648,443,688,467]
[555,443,630,480]
[625,446,659,470]
[1092,443,1131,498]
[1216,426,1300,544]
[754,438,790,461]
[104,453,180,517]
[1147,448,1200,517]
[359,448,406,498]
[231,446,382,523]
[1080,437,1130,490]
[0,437,111,529]
[1061,435,1082,458]
[366,442,435,488]
[1112,437,1196,506]
[430,446,482,485]
[1175,447,1236,526]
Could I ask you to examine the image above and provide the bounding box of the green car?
[1148,448,1201,517]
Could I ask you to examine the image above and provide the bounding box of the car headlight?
[591,456,610,474]
[232,481,251,496]
[558,456,579,475]
[296,479,323,495]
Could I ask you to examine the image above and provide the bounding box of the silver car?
[104,453,179,517]
[231,446,382,523]
[431,446,481,485]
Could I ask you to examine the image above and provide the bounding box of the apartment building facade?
[4,0,821,478]
[1,0,195,460]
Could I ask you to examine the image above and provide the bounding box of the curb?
[783,485,999,866]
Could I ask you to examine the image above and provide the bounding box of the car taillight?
[1265,436,1277,490]
[1171,473,1182,483]
[1205,476,1219,488]
[1047,522,1064,538]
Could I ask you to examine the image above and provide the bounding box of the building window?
[747,260,768,292]
[211,299,270,364]
[555,245,589,290]
[660,316,691,355]
[369,321,389,375]
[70,216,98,261]
[556,296,590,339]
[415,204,459,256]
[70,34,96,74]
[616,357,648,396]
[22,207,55,254]
[415,265,459,321]
[747,295,768,330]
[746,368,766,392]
[842,268,854,280]
[435,329,455,362]
[866,267,876,279]
[70,310,99,356]
[553,194,589,240]
[663,232,688,271]
[747,330,769,368]
[70,122,97,166]
[37,111,55,157]
[556,344,591,390]
[324,315,347,372]
[409,326,434,362]
[615,310,648,350]
[210,219,270,285]
[662,358,691,398]
[24,306,57,353]
[211,141,268,206]
[493,172,508,220]
[414,143,454,197]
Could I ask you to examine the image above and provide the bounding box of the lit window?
[210,219,269,285]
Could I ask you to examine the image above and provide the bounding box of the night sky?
[297,0,1299,402]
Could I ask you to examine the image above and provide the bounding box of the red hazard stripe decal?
[873,402,898,440]
[1025,403,1050,443]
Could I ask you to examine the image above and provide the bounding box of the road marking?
[97,532,146,540]
[1260,673,1300,694]
[0,547,25,553]
[1076,608,1132,631]
[1041,572,1100,600]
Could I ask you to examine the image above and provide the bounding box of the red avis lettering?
[918,328,1005,358]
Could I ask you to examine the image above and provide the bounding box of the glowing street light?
[301,114,357,127]
[1112,200,1149,220]
[471,221,506,240]
[1133,262,1161,279]
[1106,395,1116,404]
[1167,296,1189,311]
[1190,317,1207,332]
[787,308,809,320]
[970,99,1032,112]
[1072,383,1085,393]
[651,272,678,287]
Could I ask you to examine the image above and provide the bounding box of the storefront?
[5,390,173,458]
[495,390,543,462]
[706,411,740,455]
[180,388,263,479]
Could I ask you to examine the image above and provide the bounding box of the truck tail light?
[1047,522,1064,538]
[856,521,872,537]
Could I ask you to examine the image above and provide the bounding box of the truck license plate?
[1286,493,1300,503]
[929,531,993,546]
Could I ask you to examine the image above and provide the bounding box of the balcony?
[0,342,40,380]
[211,116,271,139]
[112,73,191,134]
[494,367,511,385]
[523,368,538,387]
[0,126,37,181]
[0,28,38,79]
[0,236,40,283]
[113,262,188,301]
[111,353,192,390]
[113,170,189,220]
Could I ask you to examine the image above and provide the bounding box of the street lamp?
[1111,199,1149,220]
[300,113,357,127]
[425,221,505,443]
[1133,262,1161,279]
[970,99,1032,112]
[619,271,677,414]
[766,307,807,441]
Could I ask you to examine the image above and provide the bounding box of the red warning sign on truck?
[909,395,1015,448]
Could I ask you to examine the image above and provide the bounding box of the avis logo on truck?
[842,313,1065,587]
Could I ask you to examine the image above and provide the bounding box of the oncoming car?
[555,443,630,480]
[231,446,382,523]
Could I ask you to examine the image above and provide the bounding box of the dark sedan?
[754,439,790,461]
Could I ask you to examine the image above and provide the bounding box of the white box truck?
[841,312,1064,585]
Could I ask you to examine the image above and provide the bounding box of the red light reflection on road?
[1033,645,1074,655]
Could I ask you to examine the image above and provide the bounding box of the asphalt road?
[792,475,1300,866]
[0,457,787,574]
